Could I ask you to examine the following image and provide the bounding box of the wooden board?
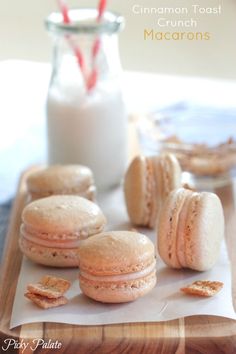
[0,169,236,354]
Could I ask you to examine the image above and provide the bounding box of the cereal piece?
[27,276,71,299]
[182,183,196,192]
[227,136,234,145]
[25,292,68,309]
[163,134,236,176]
[181,280,223,297]
[219,136,234,147]
[164,135,182,145]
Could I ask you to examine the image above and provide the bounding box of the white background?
[0,0,236,79]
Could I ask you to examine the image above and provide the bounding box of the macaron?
[26,165,96,202]
[78,231,156,303]
[19,195,106,267]
[124,153,181,228]
[157,188,224,271]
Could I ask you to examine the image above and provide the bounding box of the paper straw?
[57,0,86,78]
[86,68,98,91]
[97,0,107,21]
[57,0,70,24]
[57,0,108,92]
[87,0,107,91]
[69,39,85,71]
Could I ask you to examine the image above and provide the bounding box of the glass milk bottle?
[45,9,127,190]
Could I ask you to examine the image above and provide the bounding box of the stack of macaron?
[157,188,224,271]
[78,231,157,303]
[19,195,106,267]
[26,165,96,202]
[124,153,182,228]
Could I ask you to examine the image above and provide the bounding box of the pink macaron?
[19,195,106,267]
[124,153,182,228]
[78,231,157,303]
[158,188,224,271]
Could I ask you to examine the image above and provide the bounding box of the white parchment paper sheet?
[10,188,236,328]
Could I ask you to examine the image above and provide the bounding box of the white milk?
[47,82,128,190]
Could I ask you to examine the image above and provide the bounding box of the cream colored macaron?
[26,165,96,201]
[158,188,224,271]
[124,153,181,228]
[78,231,157,303]
[19,195,106,267]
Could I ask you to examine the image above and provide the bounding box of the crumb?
[181,280,223,297]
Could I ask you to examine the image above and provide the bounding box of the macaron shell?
[124,156,153,226]
[22,195,106,235]
[159,153,182,197]
[27,165,94,194]
[78,231,155,275]
[19,237,79,267]
[79,270,156,303]
[184,192,224,271]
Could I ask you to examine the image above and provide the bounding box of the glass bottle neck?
[50,32,121,90]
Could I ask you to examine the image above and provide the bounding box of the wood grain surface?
[0,168,236,354]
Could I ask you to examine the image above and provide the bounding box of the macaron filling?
[176,192,193,268]
[183,193,202,268]
[79,260,156,283]
[167,189,190,268]
[147,154,181,229]
[142,158,155,226]
[21,232,82,249]
[21,224,103,240]
[160,155,172,198]
[176,192,203,269]
[148,157,162,228]
[20,223,104,249]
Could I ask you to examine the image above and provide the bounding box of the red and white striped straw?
[87,0,107,91]
[98,0,107,21]
[57,0,108,92]
[57,0,70,23]
[57,0,86,78]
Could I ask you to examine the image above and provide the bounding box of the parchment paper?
[10,188,236,328]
